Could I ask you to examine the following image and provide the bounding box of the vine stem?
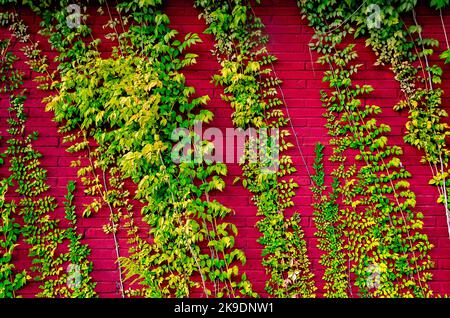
[101,168,125,298]
[323,0,369,35]
[308,45,317,78]
[8,103,25,299]
[412,10,433,90]
[440,9,450,50]
[82,132,125,298]
[105,0,124,55]
[114,0,127,34]
[1,32,18,298]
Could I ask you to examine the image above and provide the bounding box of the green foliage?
[300,0,450,238]
[0,177,29,298]
[0,15,97,297]
[1,0,444,299]
[440,48,450,63]
[430,0,450,9]
[37,0,254,298]
[6,93,97,298]
[311,143,349,298]
[62,181,97,297]
[196,0,316,297]
[299,1,435,296]
[0,25,30,298]
[0,39,23,92]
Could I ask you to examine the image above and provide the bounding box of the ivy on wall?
[25,0,255,298]
[8,93,96,297]
[300,1,435,297]
[1,0,450,299]
[0,9,96,298]
[63,181,96,297]
[0,37,29,298]
[298,0,450,239]
[196,0,316,298]
[311,143,349,298]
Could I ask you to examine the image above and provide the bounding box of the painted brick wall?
[1,0,450,297]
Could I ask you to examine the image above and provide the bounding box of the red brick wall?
[1,0,450,297]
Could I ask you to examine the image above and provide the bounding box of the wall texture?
[1,0,450,297]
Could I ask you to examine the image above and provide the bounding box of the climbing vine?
[196,0,316,297]
[0,38,22,92]
[28,0,254,298]
[300,2,435,297]
[311,143,349,298]
[6,92,96,297]
[0,19,29,299]
[298,0,450,239]
[0,8,96,298]
[2,0,450,299]
[62,181,96,297]
[0,178,28,298]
